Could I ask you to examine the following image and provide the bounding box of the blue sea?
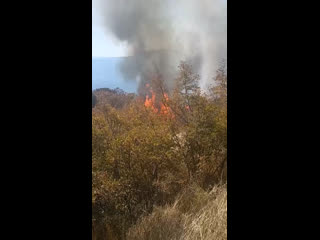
[92,57,137,93]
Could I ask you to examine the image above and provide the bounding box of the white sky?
[92,2,128,57]
[92,0,227,58]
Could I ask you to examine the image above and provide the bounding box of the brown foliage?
[92,62,227,239]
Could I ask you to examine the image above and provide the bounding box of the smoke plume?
[96,0,227,93]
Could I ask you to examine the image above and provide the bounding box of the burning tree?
[92,61,227,239]
[142,71,174,118]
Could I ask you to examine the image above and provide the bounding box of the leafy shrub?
[92,62,227,239]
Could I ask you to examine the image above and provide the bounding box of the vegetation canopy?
[92,61,227,240]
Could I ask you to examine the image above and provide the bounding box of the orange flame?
[144,84,158,113]
[160,93,170,115]
[144,84,173,118]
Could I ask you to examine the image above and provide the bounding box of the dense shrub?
[92,62,227,239]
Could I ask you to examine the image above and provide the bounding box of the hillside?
[92,62,227,240]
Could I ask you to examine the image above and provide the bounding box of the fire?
[160,93,170,115]
[144,85,158,113]
[144,84,173,117]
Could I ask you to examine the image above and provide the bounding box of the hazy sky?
[92,0,227,58]
[92,2,128,57]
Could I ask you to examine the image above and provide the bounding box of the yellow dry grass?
[126,183,227,240]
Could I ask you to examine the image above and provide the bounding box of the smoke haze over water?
[96,0,227,92]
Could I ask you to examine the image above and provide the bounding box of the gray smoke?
[96,0,227,93]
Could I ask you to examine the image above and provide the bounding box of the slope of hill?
[92,57,138,93]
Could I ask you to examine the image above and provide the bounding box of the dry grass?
[126,183,227,240]
[126,206,183,240]
[179,184,227,240]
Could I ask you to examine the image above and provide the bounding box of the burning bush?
[92,62,227,240]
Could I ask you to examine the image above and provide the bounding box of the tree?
[92,63,227,239]
[92,93,97,108]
